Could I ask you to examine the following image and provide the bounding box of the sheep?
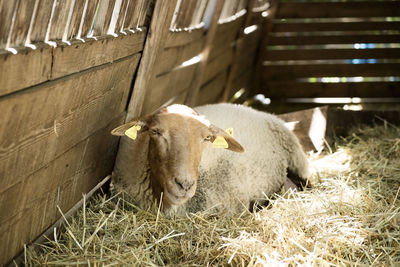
[111,103,310,214]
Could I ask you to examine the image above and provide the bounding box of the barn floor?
[24,124,400,266]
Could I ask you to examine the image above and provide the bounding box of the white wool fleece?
[180,103,310,214]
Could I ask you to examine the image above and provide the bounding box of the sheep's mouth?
[163,189,194,206]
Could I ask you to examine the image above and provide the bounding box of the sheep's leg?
[287,169,310,189]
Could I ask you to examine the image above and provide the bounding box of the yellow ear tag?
[124,125,141,140]
[212,136,229,148]
[225,128,234,137]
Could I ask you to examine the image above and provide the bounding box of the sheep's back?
[188,103,292,213]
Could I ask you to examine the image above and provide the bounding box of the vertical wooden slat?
[185,0,225,106]
[80,0,99,37]
[7,1,36,48]
[47,0,73,41]
[65,0,85,40]
[0,1,18,49]
[123,0,138,30]
[92,0,116,36]
[115,0,130,33]
[191,0,208,27]
[137,0,152,28]
[126,0,178,120]
[222,0,255,101]
[29,0,54,44]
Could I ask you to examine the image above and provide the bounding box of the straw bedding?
[26,123,400,266]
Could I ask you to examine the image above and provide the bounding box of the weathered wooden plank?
[0,54,140,193]
[272,21,400,33]
[126,0,178,120]
[0,116,123,265]
[7,0,36,48]
[52,30,145,78]
[137,0,152,27]
[197,70,228,106]
[80,0,100,37]
[265,48,400,61]
[174,0,192,29]
[115,0,130,33]
[269,34,400,46]
[262,63,400,79]
[165,27,205,48]
[276,1,400,19]
[208,16,244,60]
[92,0,116,36]
[142,64,198,114]
[124,0,140,30]
[156,39,203,76]
[0,45,52,97]
[29,0,54,44]
[260,81,400,98]
[47,0,73,41]
[203,47,234,84]
[65,0,86,40]
[0,1,18,49]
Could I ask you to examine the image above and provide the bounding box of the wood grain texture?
[196,70,228,106]
[0,1,18,49]
[261,63,400,79]
[272,21,400,33]
[0,115,123,265]
[47,0,73,41]
[52,30,146,79]
[126,0,178,120]
[80,0,100,37]
[0,54,140,195]
[276,1,400,19]
[7,0,36,47]
[203,47,234,84]
[156,39,204,76]
[0,45,52,97]
[165,27,205,48]
[29,0,54,43]
[261,81,400,98]
[65,0,86,40]
[269,34,400,46]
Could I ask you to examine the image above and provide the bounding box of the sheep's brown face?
[111,105,244,209]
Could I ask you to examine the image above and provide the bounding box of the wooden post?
[126,0,178,120]
[185,0,225,107]
[221,0,256,102]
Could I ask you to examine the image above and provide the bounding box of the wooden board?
[262,63,400,79]
[165,28,205,48]
[197,70,228,106]
[0,45,52,97]
[52,30,146,78]
[272,21,400,33]
[155,39,204,76]
[261,81,400,98]
[0,1,18,49]
[142,63,198,114]
[265,48,400,61]
[0,54,140,195]
[276,1,400,19]
[203,47,234,84]
[0,115,123,265]
[269,34,400,46]
[29,0,54,43]
[7,0,36,48]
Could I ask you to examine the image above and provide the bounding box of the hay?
[26,123,400,266]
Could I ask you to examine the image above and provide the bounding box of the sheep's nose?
[174,177,194,191]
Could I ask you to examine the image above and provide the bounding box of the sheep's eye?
[150,129,161,136]
[204,135,212,141]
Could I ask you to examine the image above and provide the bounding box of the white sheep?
[111,103,310,214]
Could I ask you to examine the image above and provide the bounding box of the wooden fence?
[257,0,400,98]
[0,0,270,264]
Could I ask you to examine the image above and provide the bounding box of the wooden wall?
[0,0,153,264]
[256,0,400,99]
[0,0,269,264]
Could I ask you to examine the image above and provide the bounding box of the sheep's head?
[111,105,244,209]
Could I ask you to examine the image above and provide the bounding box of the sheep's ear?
[111,117,150,139]
[209,125,245,153]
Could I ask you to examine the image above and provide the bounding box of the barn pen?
[0,0,399,265]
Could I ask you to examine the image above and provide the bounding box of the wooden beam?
[126,0,178,120]
[185,0,225,107]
